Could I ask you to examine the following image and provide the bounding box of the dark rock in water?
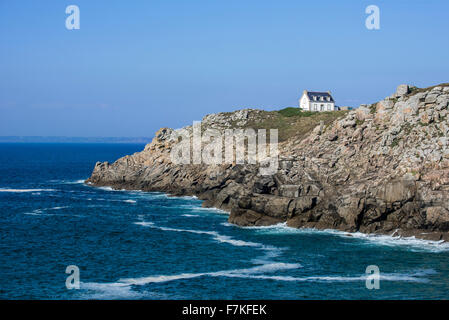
[86,83,449,241]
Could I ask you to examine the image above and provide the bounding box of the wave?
[119,262,302,286]
[70,179,86,184]
[110,265,431,288]
[51,179,86,185]
[23,206,72,216]
[97,186,116,191]
[79,219,433,298]
[0,188,56,193]
[135,220,285,266]
[172,195,198,200]
[24,209,45,216]
[243,223,449,253]
[48,206,69,210]
[345,231,449,253]
[181,214,199,217]
[123,200,137,203]
[134,221,265,249]
[209,271,430,283]
[220,222,233,227]
[80,281,143,299]
[79,266,432,298]
[178,204,228,214]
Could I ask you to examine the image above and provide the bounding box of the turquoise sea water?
[0,143,449,299]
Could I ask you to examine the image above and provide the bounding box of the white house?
[299,90,335,112]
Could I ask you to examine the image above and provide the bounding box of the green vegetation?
[408,86,419,95]
[401,122,412,135]
[277,107,314,118]
[243,108,348,142]
[405,83,449,97]
[390,138,400,148]
[206,107,349,142]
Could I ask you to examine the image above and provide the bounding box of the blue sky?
[1,0,448,137]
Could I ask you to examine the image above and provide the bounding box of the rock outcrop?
[87,83,449,241]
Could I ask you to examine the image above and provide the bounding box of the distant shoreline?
[0,136,152,144]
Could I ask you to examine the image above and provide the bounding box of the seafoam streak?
[242,222,449,253]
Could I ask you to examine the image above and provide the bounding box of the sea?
[0,143,448,299]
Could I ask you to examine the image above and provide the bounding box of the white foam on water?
[117,265,431,287]
[23,209,44,216]
[341,231,449,253]
[134,221,154,227]
[243,222,449,253]
[220,222,233,227]
[250,247,284,265]
[174,195,198,200]
[48,206,69,210]
[54,179,86,185]
[179,205,228,214]
[196,207,228,214]
[97,186,116,191]
[181,214,200,217]
[85,219,436,298]
[91,186,186,199]
[23,206,75,217]
[120,272,205,285]
[123,200,137,203]
[135,221,265,249]
[135,220,286,270]
[80,281,143,299]
[119,262,302,286]
[213,234,261,247]
[85,268,429,297]
[211,271,430,283]
[0,188,56,193]
[229,262,302,275]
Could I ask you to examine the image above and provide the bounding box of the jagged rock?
[378,179,416,204]
[396,84,410,96]
[425,93,439,104]
[290,196,317,217]
[426,207,449,230]
[87,83,449,240]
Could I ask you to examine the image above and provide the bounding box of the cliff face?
[87,84,449,241]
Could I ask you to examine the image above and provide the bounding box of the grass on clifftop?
[244,108,348,142]
[407,82,449,97]
[277,107,315,118]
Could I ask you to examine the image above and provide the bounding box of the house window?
[313,104,317,111]
[320,104,324,111]
[328,104,332,110]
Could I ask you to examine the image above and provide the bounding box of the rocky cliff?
[87,84,449,241]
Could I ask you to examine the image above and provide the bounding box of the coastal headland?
[87,84,449,241]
